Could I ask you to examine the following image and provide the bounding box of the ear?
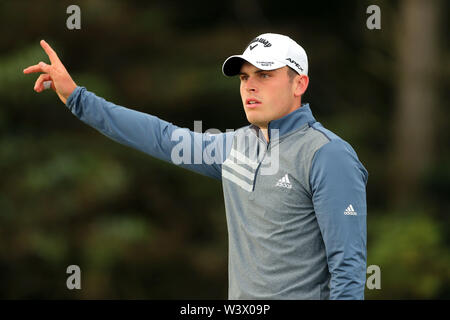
[294,75,309,97]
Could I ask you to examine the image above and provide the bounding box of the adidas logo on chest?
[276,173,292,189]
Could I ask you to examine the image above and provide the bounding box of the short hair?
[286,67,298,82]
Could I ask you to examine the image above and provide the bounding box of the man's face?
[239,62,300,129]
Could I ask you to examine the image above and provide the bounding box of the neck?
[258,100,303,142]
[260,127,269,142]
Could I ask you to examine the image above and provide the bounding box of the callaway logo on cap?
[222,33,308,77]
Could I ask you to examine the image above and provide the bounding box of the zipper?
[250,130,271,192]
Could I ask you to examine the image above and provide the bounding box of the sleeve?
[66,86,234,180]
[309,139,368,300]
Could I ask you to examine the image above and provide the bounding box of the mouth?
[245,98,262,108]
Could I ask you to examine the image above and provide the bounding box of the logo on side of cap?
[286,57,304,72]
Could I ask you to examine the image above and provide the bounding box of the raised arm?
[23,40,233,180]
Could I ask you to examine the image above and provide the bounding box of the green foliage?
[366,211,450,299]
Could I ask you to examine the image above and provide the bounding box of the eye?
[260,73,270,78]
[240,75,248,81]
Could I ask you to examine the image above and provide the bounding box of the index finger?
[40,40,60,65]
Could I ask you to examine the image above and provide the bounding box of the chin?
[244,112,256,123]
[245,114,265,127]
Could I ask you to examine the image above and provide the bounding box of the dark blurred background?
[0,0,449,299]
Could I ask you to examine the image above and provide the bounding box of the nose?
[244,77,258,93]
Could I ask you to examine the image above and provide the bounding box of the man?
[24,33,368,299]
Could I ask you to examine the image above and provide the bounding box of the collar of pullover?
[250,103,316,141]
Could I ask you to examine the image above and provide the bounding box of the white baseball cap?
[222,33,308,77]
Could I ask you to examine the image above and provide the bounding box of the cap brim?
[222,55,286,77]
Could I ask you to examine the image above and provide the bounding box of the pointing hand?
[23,40,77,104]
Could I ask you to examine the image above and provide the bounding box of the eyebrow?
[238,69,271,76]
